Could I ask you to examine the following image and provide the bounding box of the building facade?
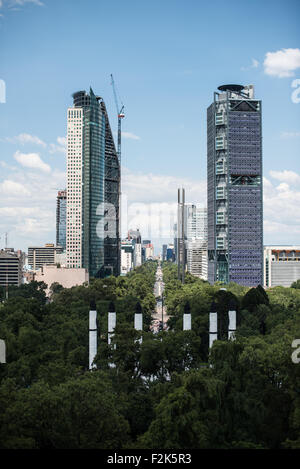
[0,249,22,287]
[34,265,89,297]
[121,240,133,275]
[28,244,63,270]
[207,84,263,286]
[66,88,120,278]
[264,245,300,287]
[186,205,208,280]
[101,100,120,277]
[56,190,67,250]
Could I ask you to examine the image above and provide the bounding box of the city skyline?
[0,0,299,252]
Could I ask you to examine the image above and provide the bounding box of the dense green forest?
[0,260,299,449]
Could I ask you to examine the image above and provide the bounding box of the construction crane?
[110,74,125,165]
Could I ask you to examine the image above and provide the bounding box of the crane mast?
[110,74,125,274]
[110,74,125,165]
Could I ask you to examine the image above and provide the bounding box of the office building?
[144,243,154,260]
[128,229,142,267]
[186,205,208,279]
[166,244,175,262]
[56,190,67,250]
[121,240,134,275]
[207,84,263,286]
[66,88,120,278]
[0,249,22,287]
[28,244,63,270]
[264,245,300,287]
[101,100,120,277]
[162,244,168,261]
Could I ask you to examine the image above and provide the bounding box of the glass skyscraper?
[56,190,67,250]
[67,88,120,278]
[207,84,263,286]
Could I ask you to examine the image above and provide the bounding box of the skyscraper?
[66,88,120,278]
[101,100,120,277]
[207,84,263,286]
[186,205,208,280]
[56,190,67,250]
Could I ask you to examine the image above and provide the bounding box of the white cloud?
[13,150,51,173]
[0,165,66,250]
[49,136,67,154]
[280,131,300,138]
[7,0,43,6]
[4,133,46,147]
[269,169,300,185]
[263,172,300,243]
[0,179,30,196]
[241,58,259,71]
[121,168,206,239]
[121,132,141,141]
[264,48,300,78]
[122,168,206,204]
[57,136,67,147]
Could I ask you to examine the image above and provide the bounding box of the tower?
[56,190,67,250]
[207,84,263,286]
[66,88,120,278]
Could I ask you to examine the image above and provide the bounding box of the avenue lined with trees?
[0,260,299,449]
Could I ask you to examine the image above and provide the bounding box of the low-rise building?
[264,245,300,288]
[34,265,89,296]
[0,249,22,287]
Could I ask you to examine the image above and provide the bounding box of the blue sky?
[0,0,299,251]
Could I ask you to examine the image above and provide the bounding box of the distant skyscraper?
[186,205,208,280]
[66,88,120,278]
[207,84,263,286]
[128,229,142,267]
[56,190,67,250]
[162,244,168,261]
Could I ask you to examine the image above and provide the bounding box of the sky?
[0,0,299,252]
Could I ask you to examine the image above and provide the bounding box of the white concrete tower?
[228,299,237,341]
[89,301,97,370]
[66,106,83,269]
[209,302,218,349]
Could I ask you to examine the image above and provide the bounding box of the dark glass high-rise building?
[100,100,120,277]
[207,84,263,286]
[56,190,67,250]
[67,88,120,278]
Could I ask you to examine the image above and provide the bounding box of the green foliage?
[1,260,300,449]
[291,279,300,289]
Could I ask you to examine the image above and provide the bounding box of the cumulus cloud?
[0,165,66,249]
[121,168,206,240]
[13,150,51,173]
[264,48,300,78]
[241,58,259,71]
[4,133,46,147]
[4,0,43,6]
[49,136,67,154]
[280,131,300,138]
[263,172,300,243]
[269,169,300,185]
[121,132,141,141]
[0,179,31,196]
